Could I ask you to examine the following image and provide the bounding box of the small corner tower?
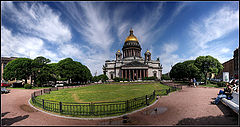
[144,49,151,61]
[116,49,122,61]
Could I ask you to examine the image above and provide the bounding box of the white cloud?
[157,42,186,74]
[189,6,239,49]
[59,2,114,51]
[221,48,230,53]
[2,2,71,43]
[188,5,239,64]
[58,43,111,75]
[1,26,61,62]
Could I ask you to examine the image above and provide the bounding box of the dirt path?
[1,84,238,126]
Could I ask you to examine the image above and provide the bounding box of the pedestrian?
[193,78,196,88]
[189,79,193,87]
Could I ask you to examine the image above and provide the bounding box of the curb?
[28,97,159,120]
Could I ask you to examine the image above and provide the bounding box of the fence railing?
[31,83,182,116]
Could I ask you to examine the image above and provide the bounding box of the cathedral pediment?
[121,61,148,67]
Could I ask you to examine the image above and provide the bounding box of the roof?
[121,61,148,67]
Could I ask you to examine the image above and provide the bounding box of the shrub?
[143,76,156,80]
[210,80,217,84]
[162,74,171,80]
[206,80,211,84]
[217,81,226,87]
[24,84,32,89]
[113,77,123,82]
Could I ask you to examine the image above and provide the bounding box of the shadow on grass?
[176,102,238,125]
[1,112,29,126]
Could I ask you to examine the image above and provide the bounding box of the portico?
[121,69,148,80]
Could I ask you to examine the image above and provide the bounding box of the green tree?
[183,60,202,80]
[57,58,76,84]
[98,74,108,82]
[48,63,59,85]
[161,74,171,80]
[31,56,51,86]
[92,76,100,82]
[3,58,32,84]
[81,65,92,84]
[170,60,202,81]
[194,55,223,85]
[170,62,187,80]
[57,58,92,84]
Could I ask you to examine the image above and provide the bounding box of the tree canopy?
[3,58,32,84]
[3,56,92,86]
[32,56,51,86]
[170,55,223,84]
[194,55,223,84]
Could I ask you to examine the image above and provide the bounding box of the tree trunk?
[205,73,207,85]
[25,78,27,84]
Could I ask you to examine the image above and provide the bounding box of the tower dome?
[125,28,138,42]
[122,28,141,49]
[122,28,142,58]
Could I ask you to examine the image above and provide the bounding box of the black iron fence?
[31,83,182,116]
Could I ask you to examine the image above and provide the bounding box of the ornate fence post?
[153,90,156,99]
[125,100,129,112]
[59,102,62,113]
[166,89,168,95]
[34,91,35,97]
[41,90,42,95]
[146,95,149,106]
[42,99,45,109]
[169,88,171,93]
[90,102,94,115]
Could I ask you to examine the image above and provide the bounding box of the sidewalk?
[1,84,238,125]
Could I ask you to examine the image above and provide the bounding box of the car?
[1,82,11,87]
[55,83,64,87]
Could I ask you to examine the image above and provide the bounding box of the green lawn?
[36,83,171,103]
[31,83,176,117]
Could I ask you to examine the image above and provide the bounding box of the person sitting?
[211,83,233,105]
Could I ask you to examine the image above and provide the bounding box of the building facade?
[1,57,17,81]
[218,59,235,79]
[103,29,162,80]
[233,47,239,79]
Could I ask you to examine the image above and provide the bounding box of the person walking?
[193,78,196,88]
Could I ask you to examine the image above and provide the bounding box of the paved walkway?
[1,84,238,126]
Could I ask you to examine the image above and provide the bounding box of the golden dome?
[125,28,138,42]
[117,49,120,52]
[146,50,150,52]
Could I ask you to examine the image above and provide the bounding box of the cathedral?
[102,29,162,81]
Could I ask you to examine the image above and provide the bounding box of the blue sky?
[1,1,239,75]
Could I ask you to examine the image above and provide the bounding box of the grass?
[36,83,170,103]
[8,86,52,89]
[30,97,158,118]
[30,83,177,118]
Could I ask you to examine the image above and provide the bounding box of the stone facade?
[103,29,162,80]
[218,59,235,79]
[233,47,239,79]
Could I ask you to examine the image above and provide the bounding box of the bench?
[221,92,239,114]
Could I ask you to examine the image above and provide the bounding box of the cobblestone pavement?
[1,84,239,126]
